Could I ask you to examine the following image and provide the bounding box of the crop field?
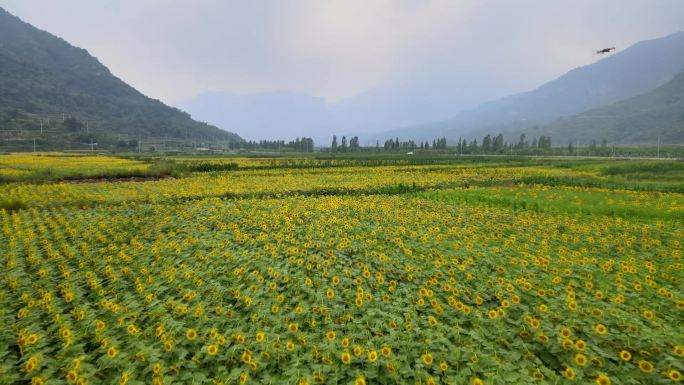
[0,154,149,181]
[0,153,682,385]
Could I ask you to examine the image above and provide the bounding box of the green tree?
[482,135,492,153]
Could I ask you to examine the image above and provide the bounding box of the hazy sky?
[2,0,684,105]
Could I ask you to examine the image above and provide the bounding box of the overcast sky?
[2,0,683,105]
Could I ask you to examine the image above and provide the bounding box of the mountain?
[178,78,508,143]
[382,31,684,142]
[0,7,241,148]
[178,91,333,141]
[524,67,684,145]
[329,77,501,141]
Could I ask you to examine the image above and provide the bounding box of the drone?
[596,47,616,54]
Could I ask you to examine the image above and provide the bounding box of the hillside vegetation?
[0,7,242,150]
[527,68,684,144]
[383,31,684,144]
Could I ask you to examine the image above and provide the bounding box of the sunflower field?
[0,154,682,385]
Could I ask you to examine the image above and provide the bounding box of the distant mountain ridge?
[381,31,684,143]
[178,79,507,143]
[525,67,684,144]
[0,7,242,145]
[178,91,333,142]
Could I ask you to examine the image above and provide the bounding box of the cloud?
[1,0,683,105]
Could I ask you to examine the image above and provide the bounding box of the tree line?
[455,134,552,154]
[330,135,448,152]
[231,138,314,152]
[330,135,361,152]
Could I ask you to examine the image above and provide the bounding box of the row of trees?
[455,134,553,154]
[233,138,314,152]
[383,138,417,151]
[228,134,618,156]
[330,136,449,152]
[380,137,448,151]
[331,135,361,152]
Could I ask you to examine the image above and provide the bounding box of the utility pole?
[86,121,89,134]
[40,120,43,134]
[90,137,94,152]
[33,138,36,153]
[138,133,142,153]
[657,135,660,159]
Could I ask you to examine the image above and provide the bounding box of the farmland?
[0,153,682,385]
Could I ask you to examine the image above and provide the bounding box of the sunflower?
[381,346,392,357]
[638,360,654,373]
[288,323,299,333]
[25,356,39,373]
[595,374,611,385]
[26,334,39,345]
[674,345,684,357]
[353,345,363,356]
[594,324,607,335]
[241,350,252,364]
[561,339,574,350]
[66,370,78,383]
[341,351,352,364]
[355,376,366,385]
[207,344,219,356]
[575,353,587,366]
[107,346,118,358]
[619,350,631,361]
[186,328,198,341]
[668,370,682,382]
[126,324,138,335]
[368,350,378,362]
[529,318,540,329]
[564,367,576,380]
[256,331,265,342]
[422,353,433,365]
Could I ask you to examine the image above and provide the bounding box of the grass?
[0,159,202,184]
[418,185,684,222]
[0,198,26,211]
